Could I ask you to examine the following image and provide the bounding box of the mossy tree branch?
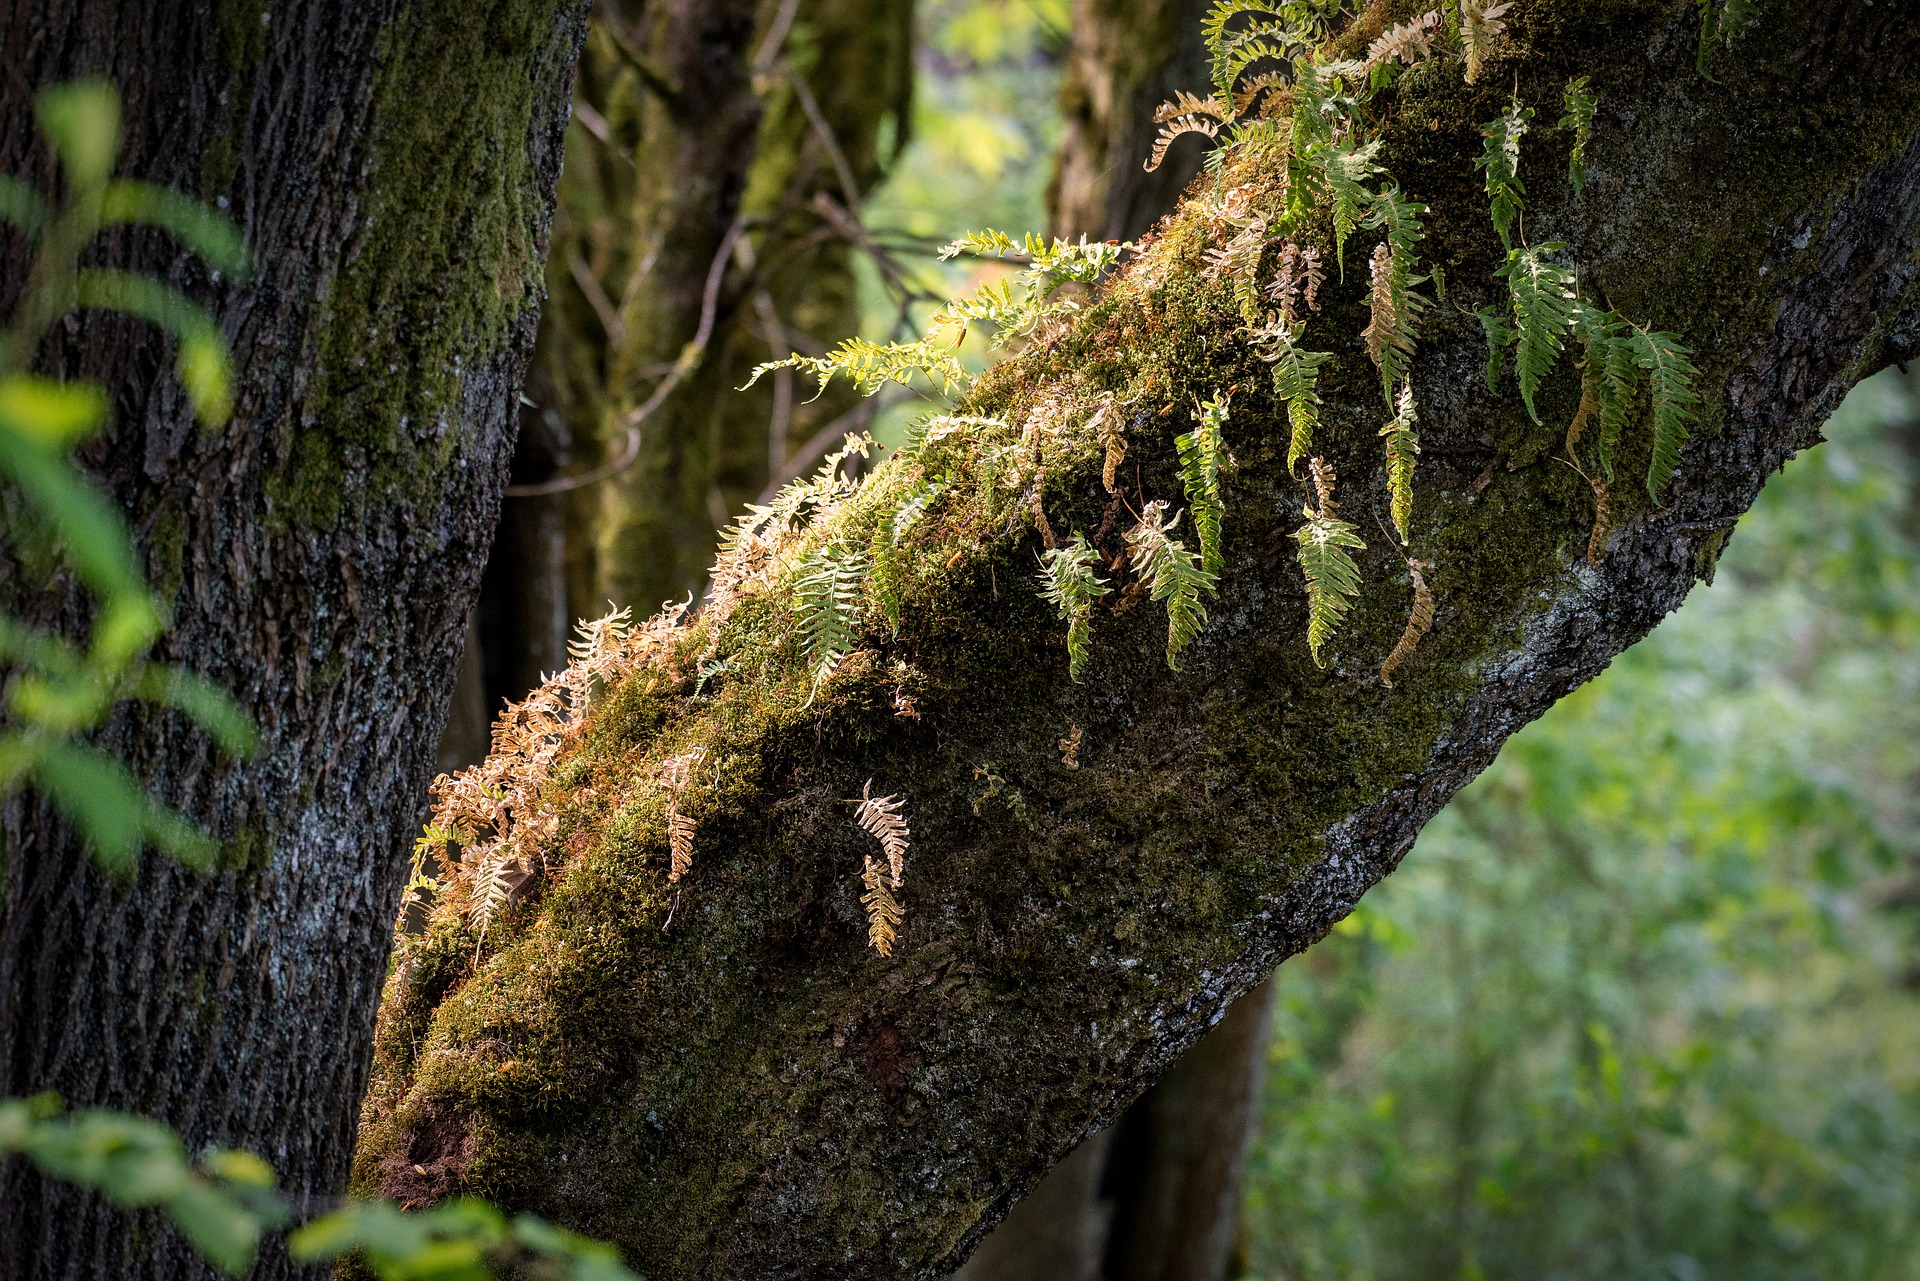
[360,3,1920,1277]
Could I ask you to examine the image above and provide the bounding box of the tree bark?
[0,2,589,1277]
[360,3,1920,1278]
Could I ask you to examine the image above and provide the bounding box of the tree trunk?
[0,2,589,1277]
[360,4,1920,1278]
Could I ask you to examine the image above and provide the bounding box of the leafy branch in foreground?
[0,80,255,874]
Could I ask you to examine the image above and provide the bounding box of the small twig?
[752,0,804,75]
[567,248,626,350]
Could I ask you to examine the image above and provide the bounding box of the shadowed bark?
[0,2,590,1276]
[359,3,1920,1278]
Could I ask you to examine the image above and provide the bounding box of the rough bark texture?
[360,3,1920,1278]
[530,0,913,622]
[0,1,589,1276]
[1049,0,1212,244]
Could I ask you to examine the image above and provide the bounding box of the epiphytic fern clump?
[1294,458,1366,668]
[1126,501,1218,671]
[1037,535,1112,682]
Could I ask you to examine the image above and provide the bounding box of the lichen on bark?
[356,3,1920,1277]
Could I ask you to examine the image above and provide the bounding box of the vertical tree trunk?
[0,2,589,1276]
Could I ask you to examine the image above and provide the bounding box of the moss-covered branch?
[357,3,1920,1276]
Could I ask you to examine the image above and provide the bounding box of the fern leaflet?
[1126,501,1218,671]
[1379,558,1434,688]
[792,543,868,703]
[1379,382,1420,545]
[1294,458,1365,668]
[1256,317,1332,472]
[854,780,910,889]
[1498,242,1579,424]
[1036,535,1111,682]
[860,855,903,957]
[1475,98,1532,250]
[1176,393,1231,575]
[1631,325,1702,499]
[1559,76,1597,196]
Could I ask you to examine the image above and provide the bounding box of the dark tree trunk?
[0,2,590,1277]
[360,3,1920,1278]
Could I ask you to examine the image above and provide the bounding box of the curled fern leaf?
[1126,501,1218,671]
[1294,458,1366,668]
[1630,325,1702,499]
[1176,393,1232,575]
[1498,242,1579,424]
[1379,382,1420,545]
[1379,557,1434,688]
[1036,535,1111,682]
[1559,76,1597,195]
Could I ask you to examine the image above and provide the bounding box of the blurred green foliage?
[1242,372,1920,1279]
[0,79,255,874]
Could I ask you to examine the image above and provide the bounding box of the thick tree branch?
[359,4,1920,1277]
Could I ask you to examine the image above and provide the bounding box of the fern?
[1359,187,1429,407]
[1572,307,1641,480]
[1461,0,1514,84]
[1126,501,1218,671]
[745,332,967,398]
[1267,242,1325,321]
[1037,535,1112,681]
[1379,382,1420,545]
[1204,215,1272,325]
[1474,303,1516,392]
[1203,1,1322,107]
[1313,138,1384,274]
[871,479,945,633]
[1147,113,1223,173]
[1256,317,1333,472]
[1379,557,1434,688]
[1631,325,1702,499]
[1366,11,1441,70]
[1293,458,1366,668]
[853,780,910,889]
[1093,400,1126,492]
[859,855,903,957]
[1498,242,1579,424]
[1475,98,1532,250]
[1559,76,1597,196]
[1696,0,1763,77]
[792,543,868,703]
[1176,393,1231,575]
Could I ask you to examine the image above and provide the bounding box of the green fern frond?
[1379,383,1420,545]
[1126,501,1218,671]
[1630,325,1702,499]
[745,332,967,399]
[1202,1,1320,107]
[1474,98,1532,250]
[1571,306,1641,481]
[792,543,869,703]
[1313,138,1384,274]
[1176,393,1232,575]
[1474,304,1516,393]
[871,479,947,633]
[1293,458,1366,668]
[1696,0,1762,77]
[1257,319,1333,473]
[1498,242,1579,424]
[1559,76,1597,195]
[1036,535,1112,681]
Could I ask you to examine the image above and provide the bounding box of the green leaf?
[128,663,259,758]
[0,425,151,606]
[1036,535,1111,681]
[0,174,50,238]
[1379,383,1420,545]
[0,375,110,448]
[73,269,232,424]
[1473,305,1515,393]
[1631,326,1702,499]
[1125,502,1217,671]
[1558,76,1597,196]
[1175,393,1231,576]
[1295,506,1366,667]
[1475,99,1533,250]
[165,1180,263,1276]
[100,180,250,277]
[36,79,122,189]
[1498,243,1579,424]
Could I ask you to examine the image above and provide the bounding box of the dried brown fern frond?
[468,849,533,942]
[1586,475,1612,565]
[1461,0,1514,84]
[1146,113,1220,173]
[1058,724,1083,771]
[1230,71,1287,120]
[854,779,910,888]
[1361,242,1400,371]
[1380,558,1435,688]
[1268,243,1326,320]
[1092,399,1125,492]
[1154,89,1227,124]
[1367,10,1441,69]
[860,855,903,957]
[1308,455,1340,515]
[659,748,706,883]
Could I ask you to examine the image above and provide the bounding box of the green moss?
[217,813,274,872]
[268,0,571,530]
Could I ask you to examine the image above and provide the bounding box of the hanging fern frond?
[1312,138,1384,274]
[1092,400,1126,492]
[1570,306,1641,481]
[1155,89,1229,124]
[854,779,910,889]
[1379,382,1420,544]
[792,544,868,703]
[859,855,903,957]
[1475,97,1532,250]
[1461,0,1515,84]
[1267,242,1325,321]
[1498,242,1579,424]
[1203,215,1272,324]
[1473,304,1515,393]
[1696,0,1763,77]
[1360,188,1429,404]
[1037,535,1112,681]
[1257,319,1334,473]
[1176,393,1232,575]
[1559,76,1597,195]
[1294,457,1366,668]
[658,748,705,883]
[1630,324,1702,499]
[467,850,531,942]
[1126,501,1218,671]
[1379,558,1434,687]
